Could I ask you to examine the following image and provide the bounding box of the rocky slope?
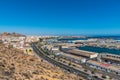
[0,43,84,80]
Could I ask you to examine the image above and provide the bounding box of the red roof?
[100,63,110,67]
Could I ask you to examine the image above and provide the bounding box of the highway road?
[31,43,102,80]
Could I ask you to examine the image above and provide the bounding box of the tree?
[53,54,56,59]
[91,71,94,74]
[68,61,72,66]
[91,68,97,75]
[93,68,97,73]
[84,69,88,72]
[29,49,32,53]
[102,75,106,79]
[26,49,28,53]
[39,38,43,42]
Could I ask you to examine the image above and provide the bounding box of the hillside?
[0,43,84,80]
[0,32,26,37]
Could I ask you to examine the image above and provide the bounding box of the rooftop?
[64,48,97,57]
[87,60,120,72]
[102,54,120,62]
[60,52,85,60]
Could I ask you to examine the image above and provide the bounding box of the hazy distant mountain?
[0,32,26,37]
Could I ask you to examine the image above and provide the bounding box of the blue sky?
[0,0,120,35]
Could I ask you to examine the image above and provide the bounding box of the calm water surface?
[78,46,120,55]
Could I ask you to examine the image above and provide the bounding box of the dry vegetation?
[0,43,84,80]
